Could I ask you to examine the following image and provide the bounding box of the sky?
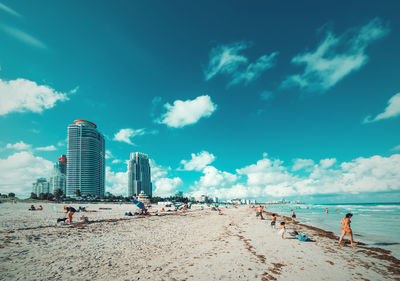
[0,0,399,203]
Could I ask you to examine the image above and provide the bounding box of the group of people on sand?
[28,205,43,211]
[255,205,358,245]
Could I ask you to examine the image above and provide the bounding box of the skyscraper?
[128,152,152,197]
[66,120,105,197]
[49,155,67,194]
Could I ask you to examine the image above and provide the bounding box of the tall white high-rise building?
[128,152,152,197]
[66,120,105,197]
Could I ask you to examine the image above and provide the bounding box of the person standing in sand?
[256,205,264,220]
[279,222,286,239]
[291,210,296,220]
[338,213,358,246]
[271,213,277,228]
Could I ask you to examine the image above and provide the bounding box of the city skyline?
[0,1,399,203]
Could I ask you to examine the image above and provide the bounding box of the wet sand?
[0,203,399,280]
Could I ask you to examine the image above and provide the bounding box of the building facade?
[32,178,50,195]
[66,120,105,197]
[128,152,152,197]
[49,155,67,194]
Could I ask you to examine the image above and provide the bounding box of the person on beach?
[65,206,76,223]
[271,214,277,228]
[291,210,296,219]
[29,205,36,211]
[256,205,264,220]
[338,213,358,246]
[279,222,286,239]
[325,208,329,215]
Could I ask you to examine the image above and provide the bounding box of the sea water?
[264,203,400,258]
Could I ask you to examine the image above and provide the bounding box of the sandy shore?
[0,202,399,280]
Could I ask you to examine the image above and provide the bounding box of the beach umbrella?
[130,199,146,211]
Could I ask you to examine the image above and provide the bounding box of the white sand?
[0,202,399,280]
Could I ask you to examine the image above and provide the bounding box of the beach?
[1,202,399,281]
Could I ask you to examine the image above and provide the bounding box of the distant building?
[137,190,150,205]
[196,195,208,203]
[212,197,218,203]
[49,155,67,194]
[127,152,152,197]
[32,178,50,194]
[66,120,105,197]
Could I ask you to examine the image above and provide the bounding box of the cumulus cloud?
[36,145,57,151]
[180,151,215,171]
[205,42,278,86]
[0,78,76,115]
[6,141,31,150]
[113,128,147,145]
[363,93,400,123]
[282,18,389,92]
[105,166,128,196]
[189,153,400,199]
[292,159,315,171]
[151,160,183,197]
[157,95,217,128]
[0,151,53,197]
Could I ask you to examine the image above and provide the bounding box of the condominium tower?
[128,152,152,197]
[66,120,105,197]
[49,155,67,194]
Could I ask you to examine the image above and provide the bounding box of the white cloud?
[190,153,400,199]
[0,78,76,115]
[36,145,57,151]
[363,93,400,123]
[282,18,389,92]
[105,166,128,196]
[180,151,215,171]
[105,150,114,159]
[151,160,183,197]
[292,158,315,171]
[6,141,31,150]
[0,3,21,17]
[112,159,122,164]
[153,177,183,197]
[158,95,217,128]
[0,151,53,197]
[0,24,46,49]
[204,42,278,86]
[113,128,146,145]
[319,158,337,169]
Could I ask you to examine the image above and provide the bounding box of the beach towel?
[296,234,309,241]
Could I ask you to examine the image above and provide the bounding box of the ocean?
[263,202,400,258]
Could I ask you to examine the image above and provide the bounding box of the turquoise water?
[264,203,400,258]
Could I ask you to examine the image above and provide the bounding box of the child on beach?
[291,210,296,219]
[279,222,286,239]
[271,214,277,228]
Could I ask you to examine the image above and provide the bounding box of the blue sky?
[0,0,399,203]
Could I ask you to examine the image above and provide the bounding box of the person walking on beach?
[66,206,76,223]
[325,208,329,215]
[256,205,264,220]
[271,213,277,228]
[291,210,296,220]
[338,213,358,246]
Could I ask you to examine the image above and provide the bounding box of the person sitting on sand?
[256,205,264,220]
[37,205,43,210]
[338,213,358,246]
[160,208,165,212]
[29,205,36,211]
[279,222,286,239]
[291,210,296,219]
[271,214,277,228]
[65,206,76,223]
